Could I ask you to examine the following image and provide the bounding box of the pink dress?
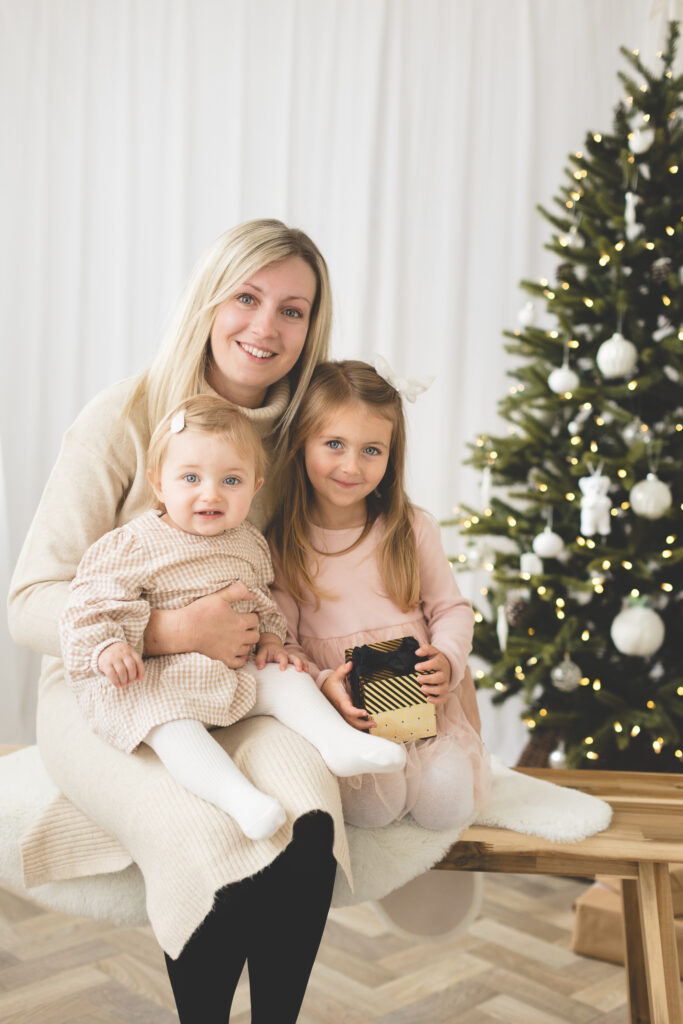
[271,509,491,820]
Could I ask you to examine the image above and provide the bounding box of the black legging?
[164,812,336,1023]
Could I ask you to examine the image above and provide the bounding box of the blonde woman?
[9,221,347,1023]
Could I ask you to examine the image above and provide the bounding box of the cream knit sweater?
[8,376,351,959]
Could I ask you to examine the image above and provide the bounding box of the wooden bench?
[436,767,683,1024]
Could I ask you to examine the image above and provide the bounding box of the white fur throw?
[0,746,611,926]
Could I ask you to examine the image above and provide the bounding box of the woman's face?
[207,256,317,408]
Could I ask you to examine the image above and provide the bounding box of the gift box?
[571,876,683,978]
[345,635,437,744]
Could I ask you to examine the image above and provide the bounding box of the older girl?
[269,359,491,831]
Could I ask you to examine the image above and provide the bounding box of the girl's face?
[304,402,392,528]
[149,430,262,536]
[207,256,317,409]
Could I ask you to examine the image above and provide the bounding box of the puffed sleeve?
[8,383,140,657]
[269,544,327,685]
[414,508,474,689]
[60,525,153,686]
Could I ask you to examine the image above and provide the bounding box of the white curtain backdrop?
[1,0,676,748]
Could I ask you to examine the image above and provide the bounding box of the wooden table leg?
[623,877,652,1024]
[637,862,683,1024]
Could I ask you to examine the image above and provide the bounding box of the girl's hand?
[415,644,452,705]
[144,582,260,668]
[254,634,308,672]
[321,662,376,731]
[97,641,144,687]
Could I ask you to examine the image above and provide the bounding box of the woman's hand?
[143,582,260,668]
[97,641,144,687]
[415,644,452,705]
[321,662,376,731]
[254,634,308,672]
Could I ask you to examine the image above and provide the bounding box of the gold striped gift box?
[345,636,437,744]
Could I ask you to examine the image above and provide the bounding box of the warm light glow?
[599,255,610,266]
[662,550,672,558]
[666,535,676,544]
[663,296,671,306]
[614,722,623,733]
[647,700,656,709]
[631,589,640,598]
[539,708,547,716]
[670,165,679,174]
[566,492,576,501]
[590,441,599,453]
[645,242,655,250]
[593,680,601,691]
[537,586,547,596]
[618,469,627,478]
[556,598,565,607]
[580,677,590,687]
[474,611,484,622]
[586,751,598,761]
[614,240,625,251]
[584,737,593,745]
[581,630,590,641]
[622,560,633,570]
[584,298,594,308]
[586,539,596,549]
[631,725,641,736]
[666,226,675,236]
[627,381,638,391]
[662,583,673,592]
[507,516,517,527]
[593,133,602,142]
[602,560,611,569]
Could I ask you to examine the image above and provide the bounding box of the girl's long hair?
[268,360,419,612]
[124,219,332,455]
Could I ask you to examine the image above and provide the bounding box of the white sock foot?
[249,663,407,778]
[144,719,287,841]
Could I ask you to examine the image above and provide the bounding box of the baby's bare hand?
[97,642,144,687]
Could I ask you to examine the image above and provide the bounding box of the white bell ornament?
[548,364,579,394]
[532,527,565,558]
[629,474,672,519]
[610,605,665,658]
[596,332,638,379]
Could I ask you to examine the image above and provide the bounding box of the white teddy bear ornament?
[579,470,612,537]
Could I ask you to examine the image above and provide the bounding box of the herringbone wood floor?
[0,873,635,1023]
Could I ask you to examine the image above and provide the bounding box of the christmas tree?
[447,23,683,772]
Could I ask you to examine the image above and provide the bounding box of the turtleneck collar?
[201,376,290,428]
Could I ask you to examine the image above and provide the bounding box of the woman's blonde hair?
[127,219,332,452]
[147,395,266,509]
[268,360,419,612]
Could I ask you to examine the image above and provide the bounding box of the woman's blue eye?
[237,293,255,305]
[183,474,199,483]
[283,308,303,319]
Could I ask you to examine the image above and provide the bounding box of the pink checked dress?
[271,509,491,818]
[61,510,287,753]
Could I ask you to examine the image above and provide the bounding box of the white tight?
[340,744,475,831]
[144,662,406,842]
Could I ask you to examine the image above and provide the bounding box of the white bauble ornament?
[518,301,536,327]
[549,744,568,769]
[548,365,579,394]
[629,473,672,519]
[596,332,638,378]
[628,128,652,155]
[532,527,565,558]
[551,656,582,692]
[610,605,665,657]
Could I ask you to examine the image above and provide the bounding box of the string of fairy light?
[455,46,681,763]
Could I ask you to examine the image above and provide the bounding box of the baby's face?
[151,430,261,536]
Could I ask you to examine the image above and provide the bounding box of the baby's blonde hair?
[268,360,419,611]
[147,395,266,507]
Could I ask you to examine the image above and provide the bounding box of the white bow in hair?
[372,354,435,403]
[170,410,186,433]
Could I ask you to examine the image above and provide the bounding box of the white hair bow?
[372,354,435,403]
[170,410,186,433]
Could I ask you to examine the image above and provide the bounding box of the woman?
[8,220,349,1023]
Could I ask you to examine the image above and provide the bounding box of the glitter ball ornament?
[551,656,582,692]
[532,527,565,558]
[611,605,665,657]
[548,364,579,394]
[596,332,638,378]
[629,474,672,519]
[505,594,527,627]
[549,744,568,769]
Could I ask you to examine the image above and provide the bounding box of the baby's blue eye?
[223,477,240,486]
[183,474,199,483]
